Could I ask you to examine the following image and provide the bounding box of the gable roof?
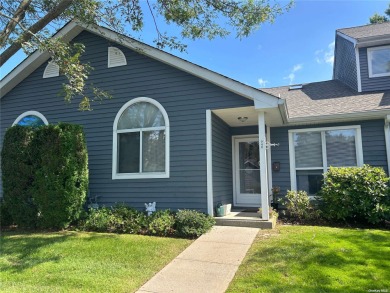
[0,21,278,108]
[338,22,390,40]
[262,80,390,123]
[337,22,390,47]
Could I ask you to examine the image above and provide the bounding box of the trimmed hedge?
[319,165,390,224]
[31,123,88,229]
[1,126,37,227]
[1,123,88,229]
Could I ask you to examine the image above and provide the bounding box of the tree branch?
[0,0,32,47]
[0,0,73,66]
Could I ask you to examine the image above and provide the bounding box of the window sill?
[112,172,169,180]
[369,73,390,78]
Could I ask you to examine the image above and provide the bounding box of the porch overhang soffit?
[253,91,282,110]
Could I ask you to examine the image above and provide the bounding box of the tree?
[369,3,390,24]
[0,0,292,110]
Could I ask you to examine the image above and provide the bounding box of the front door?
[233,137,262,207]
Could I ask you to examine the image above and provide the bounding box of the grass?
[228,225,390,293]
[0,231,192,292]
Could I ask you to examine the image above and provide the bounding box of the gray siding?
[359,47,390,92]
[333,35,358,91]
[212,114,232,207]
[270,119,388,195]
[0,31,253,212]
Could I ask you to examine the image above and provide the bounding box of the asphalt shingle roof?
[261,80,390,119]
[337,22,390,40]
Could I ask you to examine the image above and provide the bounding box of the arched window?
[13,111,48,127]
[112,97,169,179]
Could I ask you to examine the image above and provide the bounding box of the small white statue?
[145,202,156,216]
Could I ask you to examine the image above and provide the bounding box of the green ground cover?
[0,231,191,292]
[228,225,390,293]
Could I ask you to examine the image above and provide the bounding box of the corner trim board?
[206,110,213,216]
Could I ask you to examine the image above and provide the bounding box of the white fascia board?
[286,110,390,125]
[253,92,281,109]
[0,22,83,98]
[355,36,390,48]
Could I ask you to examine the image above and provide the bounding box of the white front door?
[233,136,262,207]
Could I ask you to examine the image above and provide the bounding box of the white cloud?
[258,78,269,87]
[284,64,303,85]
[315,41,335,65]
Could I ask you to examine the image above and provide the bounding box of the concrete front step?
[214,211,276,229]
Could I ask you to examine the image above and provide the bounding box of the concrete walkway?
[137,226,259,293]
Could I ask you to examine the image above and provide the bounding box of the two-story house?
[1,21,389,220]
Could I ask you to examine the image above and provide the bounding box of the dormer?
[333,22,390,92]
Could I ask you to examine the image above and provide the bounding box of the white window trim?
[12,111,49,126]
[112,97,170,180]
[288,125,363,191]
[367,45,390,78]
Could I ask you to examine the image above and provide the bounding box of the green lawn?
[228,225,390,293]
[0,231,192,292]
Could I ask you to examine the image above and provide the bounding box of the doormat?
[241,208,259,213]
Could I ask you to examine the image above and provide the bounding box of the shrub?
[111,204,147,234]
[281,190,321,223]
[31,123,89,229]
[319,165,390,224]
[82,204,147,234]
[147,210,175,236]
[1,126,37,228]
[0,199,13,227]
[82,207,118,232]
[174,210,215,238]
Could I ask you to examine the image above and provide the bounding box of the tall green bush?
[31,123,89,229]
[319,165,390,224]
[1,126,37,227]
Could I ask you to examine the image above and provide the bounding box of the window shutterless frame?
[288,125,363,191]
[367,45,390,78]
[112,97,170,179]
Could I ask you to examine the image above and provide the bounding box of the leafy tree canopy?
[0,0,292,110]
[369,3,390,24]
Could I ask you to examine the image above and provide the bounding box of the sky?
[1,0,389,89]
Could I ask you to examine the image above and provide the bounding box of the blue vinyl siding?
[359,46,390,92]
[212,114,232,207]
[0,31,253,211]
[333,35,358,91]
[270,119,388,196]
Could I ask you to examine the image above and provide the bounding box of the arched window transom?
[13,111,48,127]
[113,97,169,179]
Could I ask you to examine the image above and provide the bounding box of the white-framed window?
[367,45,390,78]
[13,111,48,127]
[289,125,363,195]
[112,97,170,179]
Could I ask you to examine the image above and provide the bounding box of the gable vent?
[43,62,59,78]
[108,47,127,68]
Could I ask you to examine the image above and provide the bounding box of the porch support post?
[206,109,214,216]
[258,111,269,220]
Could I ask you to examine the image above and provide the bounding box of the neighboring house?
[1,21,390,220]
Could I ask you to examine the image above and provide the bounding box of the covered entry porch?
[206,103,283,221]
